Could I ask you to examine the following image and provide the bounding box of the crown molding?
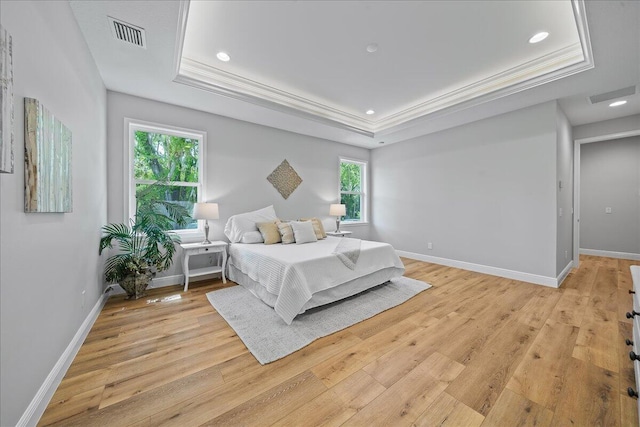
[173,0,593,137]
[172,0,190,77]
[174,59,375,137]
[374,42,590,132]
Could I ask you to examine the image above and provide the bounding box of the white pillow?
[290,221,318,244]
[241,231,264,244]
[224,205,278,243]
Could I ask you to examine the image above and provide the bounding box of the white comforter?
[228,237,405,324]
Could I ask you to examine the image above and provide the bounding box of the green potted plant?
[99,183,192,299]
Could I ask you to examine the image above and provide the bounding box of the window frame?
[124,118,207,239]
[338,157,368,225]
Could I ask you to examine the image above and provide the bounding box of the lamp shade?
[193,202,219,220]
[329,204,346,216]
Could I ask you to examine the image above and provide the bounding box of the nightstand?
[326,230,353,237]
[180,241,227,291]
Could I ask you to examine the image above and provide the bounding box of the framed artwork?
[0,25,14,174]
[24,98,73,212]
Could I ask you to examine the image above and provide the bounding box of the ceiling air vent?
[589,86,636,104]
[108,16,147,48]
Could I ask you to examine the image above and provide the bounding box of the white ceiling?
[70,0,640,148]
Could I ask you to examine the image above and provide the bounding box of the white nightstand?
[180,241,227,291]
[326,230,353,237]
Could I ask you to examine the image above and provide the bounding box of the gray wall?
[556,105,574,274]
[370,101,559,278]
[573,114,640,141]
[580,137,640,255]
[107,92,371,278]
[0,2,107,425]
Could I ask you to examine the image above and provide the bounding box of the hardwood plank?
[590,266,619,313]
[43,369,110,404]
[38,256,636,426]
[562,259,598,294]
[311,314,428,387]
[572,306,619,372]
[620,391,639,427]
[480,388,554,427]
[360,314,472,387]
[342,357,449,426]
[205,370,327,426]
[145,330,362,426]
[445,319,537,416]
[552,357,620,426]
[506,319,579,410]
[547,288,589,326]
[514,289,562,329]
[99,343,241,408]
[273,370,386,427]
[412,391,484,427]
[37,387,104,427]
[47,364,224,426]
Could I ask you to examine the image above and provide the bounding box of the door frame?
[573,129,640,268]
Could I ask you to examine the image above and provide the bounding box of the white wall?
[0,2,107,426]
[580,137,640,255]
[107,92,370,278]
[370,101,559,280]
[556,105,574,275]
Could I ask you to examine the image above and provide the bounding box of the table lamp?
[329,204,346,232]
[193,202,219,244]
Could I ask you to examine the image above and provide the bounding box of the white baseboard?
[17,293,110,427]
[106,272,221,295]
[396,250,560,288]
[580,248,640,261]
[557,261,574,287]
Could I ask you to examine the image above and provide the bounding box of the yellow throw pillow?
[277,221,295,244]
[257,221,281,245]
[299,217,326,239]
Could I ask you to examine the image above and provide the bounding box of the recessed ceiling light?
[216,51,230,62]
[528,32,549,44]
[366,110,375,115]
[366,43,378,53]
[609,100,627,107]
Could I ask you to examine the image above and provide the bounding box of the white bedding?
[228,237,405,324]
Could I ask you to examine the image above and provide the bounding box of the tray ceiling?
[176,0,592,137]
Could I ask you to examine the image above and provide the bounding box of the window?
[339,158,367,223]
[126,119,205,233]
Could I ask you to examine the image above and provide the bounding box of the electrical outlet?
[427,242,433,250]
[605,207,612,214]
[565,250,568,259]
[559,208,563,217]
[81,290,86,309]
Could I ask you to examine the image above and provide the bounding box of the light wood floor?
[39,255,639,426]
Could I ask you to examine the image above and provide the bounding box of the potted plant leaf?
[99,182,192,299]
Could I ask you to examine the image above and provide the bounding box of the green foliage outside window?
[134,131,200,230]
[340,161,363,221]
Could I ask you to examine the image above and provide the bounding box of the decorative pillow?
[257,221,281,245]
[241,231,263,244]
[224,205,278,243]
[277,221,295,244]
[299,217,326,239]
[290,221,318,244]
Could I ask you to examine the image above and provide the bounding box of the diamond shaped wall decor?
[267,159,302,200]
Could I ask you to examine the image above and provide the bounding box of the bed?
[227,236,405,324]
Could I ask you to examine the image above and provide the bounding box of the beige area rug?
[206,276,431,364]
